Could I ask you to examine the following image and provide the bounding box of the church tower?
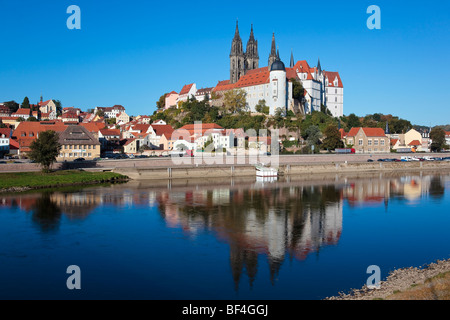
[230,21,245,84]
[245,24,259,71]
[268,33,278,70]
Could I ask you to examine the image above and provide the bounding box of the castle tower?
[230,21,245,84]
[268,33,278,70]
[269,54,287,115]
[245,24,259,71]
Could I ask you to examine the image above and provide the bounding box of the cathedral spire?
[317,57,322,74]
[245,24,259,71]
[249,24,255,40]
[268,33,278,69]
[230,20,245,84]
[290,50,294,68]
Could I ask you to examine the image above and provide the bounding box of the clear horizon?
[1,0,449,126]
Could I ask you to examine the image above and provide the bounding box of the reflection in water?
[157,185,343,289]
[31,193,62,233]
[0,173,447,290]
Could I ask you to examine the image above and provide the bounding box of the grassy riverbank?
[0,170,128,192]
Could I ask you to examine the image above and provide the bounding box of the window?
[381,140,385,146]
[374,140,379,146]
[368,139,372,146]
[359,139,363,146]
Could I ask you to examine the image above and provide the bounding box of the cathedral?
[226,22,344,117]
[168,22,344,118]
[229,21,279,84]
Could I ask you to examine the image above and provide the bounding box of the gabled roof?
[166,91,178,97]
[151,124,174,137]
[99,128,120,136]
[213,80,236,92]
[180,84,194,95]
[408,140,421,146]
[13,108,31,116]
[59,125,100,146]
[324,71,344,88]
[0,128,11,138]
[347,127,387,138]
[38,100,52,107]
[234,70,270,88]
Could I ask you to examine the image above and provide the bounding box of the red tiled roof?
[132,124,150,133]
[213,80,236,92]
[0,128,11,137]
[390,139,399,146]
[408,140,421,146]
[347,127,386,138]
[124,138,136,146]
[234,70,270,88]
[151,124,174,137]
[38,100,52,107]
[13,108,31,116]
[100,129,120,136]
[79,123,101,133]
[180,84,194,95]
[324,71,344,88]
[166,91,178,96]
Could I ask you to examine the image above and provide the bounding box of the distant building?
[12,108,31,120]
[39,100,58,114]
[165,92,179,109]
[178,84,197,103]
[58,125,101,161]
[345,127,389,154]
[0,105,11,117]
[95,105,126,119]
[0,128,11,157]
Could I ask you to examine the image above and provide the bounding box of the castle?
[166,22,344,118]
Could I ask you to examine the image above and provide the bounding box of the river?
[0,171,449,300]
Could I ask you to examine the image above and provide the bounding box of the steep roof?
[59,125,100,146]
[151,124,174,137]
[347,127,387,138]
[38,100,52,107]
[408,140,421,146]
[180,84,194,95]
[324,71,344,88]
[13,108,31,116]
[99,128,120,136]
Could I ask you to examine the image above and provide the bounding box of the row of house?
[340,127,446,154]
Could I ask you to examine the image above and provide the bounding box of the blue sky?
[1,0,449,126]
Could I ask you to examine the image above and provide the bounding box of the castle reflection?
[0,173,446,289]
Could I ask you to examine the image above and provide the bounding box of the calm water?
[1,172,449,300]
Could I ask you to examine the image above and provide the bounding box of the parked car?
[74,158,85,162]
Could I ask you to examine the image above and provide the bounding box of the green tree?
[156,94,167,110]
[305,125,322,148]
[95,109,105,118]
[430,127,446,152]
[54,100,63,116]
[346,113,361,129]
[4,101,19,114]
[28,130,61,172]
[322,124,344,151]
[223,89,247,114]
[290,78,305,101]
[27,116,38,122]
[22,97,30,109]
[255,99,267,113]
